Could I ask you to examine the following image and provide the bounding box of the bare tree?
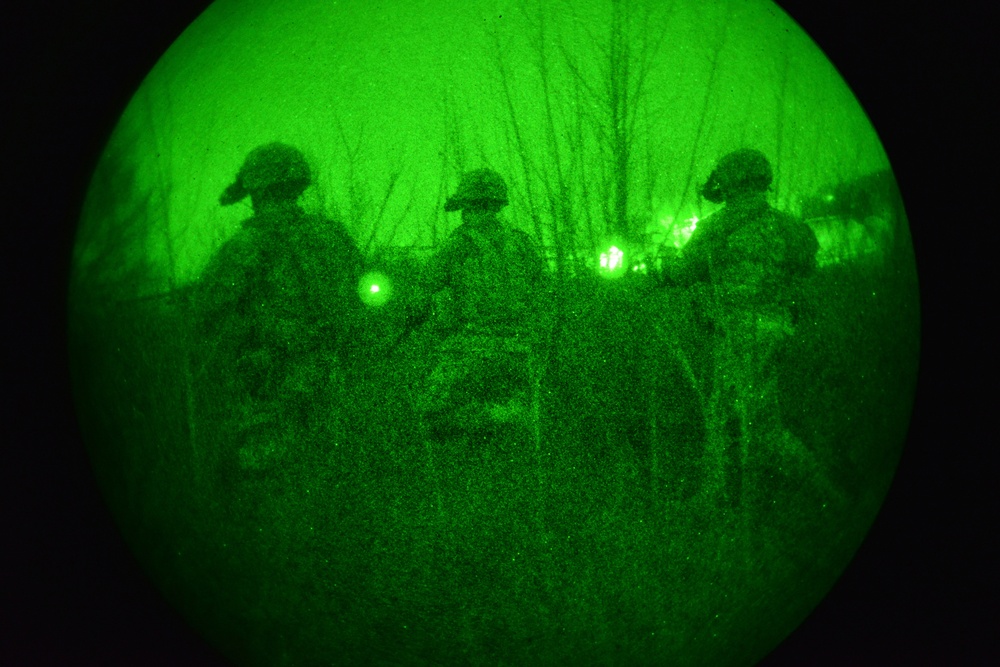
[493,0,669,277]
[324,114,422,256]
[668,7,731,228]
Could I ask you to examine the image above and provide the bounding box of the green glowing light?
[599,244,628,279]
[68,1,919,665]
[600,245,624,270]
[358,271,392,307]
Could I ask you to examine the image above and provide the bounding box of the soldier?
[195,142,363,475]
[669,148,825,508]
[410,169,547,505]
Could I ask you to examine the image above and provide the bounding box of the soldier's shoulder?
[229,226,263,250]
[777,208,803,226]
[443,225,480,252]
[296,215,354,249]
[205,228,259,269]
[765,207,807,233]
[505,226,540,251]
[680,214,716,249]
[328,221,362,254]
[781,212,818,242]
[769,210,819,266]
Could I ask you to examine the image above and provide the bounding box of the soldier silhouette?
[195,142,362,475]
[409,168,547,515]
[669,148,830,509]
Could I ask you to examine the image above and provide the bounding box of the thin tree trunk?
[773,42,792,206]
[674,9,731,219]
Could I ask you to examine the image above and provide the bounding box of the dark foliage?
[68,240,916,665]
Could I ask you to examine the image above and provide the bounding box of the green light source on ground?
[68,1,919,665]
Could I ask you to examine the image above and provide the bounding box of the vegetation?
[69,222,917,665]
[68,3,918,663]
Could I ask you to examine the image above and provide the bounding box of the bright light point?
[608,246,623,270]
[358,272,391,307]
[599,245,626,279]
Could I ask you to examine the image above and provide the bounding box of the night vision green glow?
[68,1,919,666]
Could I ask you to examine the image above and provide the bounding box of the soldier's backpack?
[450,225,542,332]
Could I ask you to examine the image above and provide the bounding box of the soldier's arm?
[781,220,820,325]
[291,224,363,355]
[193,237,253,338]
[788,220,820,276]
[333,225,364,284]
[510,228,547,286]
[324,226,365,310]
[422,233,465,293]
[668,226,711,287]
[403,232,464,329]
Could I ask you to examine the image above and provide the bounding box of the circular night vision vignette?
[68,1,919,666]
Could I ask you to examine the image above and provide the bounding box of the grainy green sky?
[76,0,892,289]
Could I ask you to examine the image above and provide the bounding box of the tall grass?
[68,250,915,666]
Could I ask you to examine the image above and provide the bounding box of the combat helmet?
[220,142,312,206]
[700,148,773,204]
[444,168,509,212]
